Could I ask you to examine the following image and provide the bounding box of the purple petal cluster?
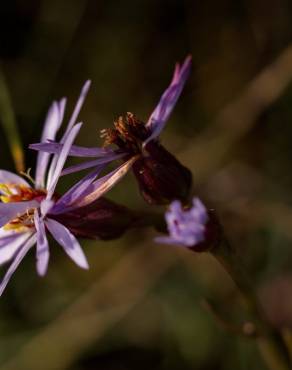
[0,83,92,295]
[156,198,208,247]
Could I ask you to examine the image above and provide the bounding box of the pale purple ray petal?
[63,80,91,137]
[0,233,18,248]
[35,101,64,188]
[46,81,91,188]
[41,101,60,141]
[191,198,209,224]
[40,199,54,217]
[29,142,114,158]
[0,200,39,228]
[0,234,36,297]
[46,123,82,200]
[73,156,137,209]
[61,152,125,176]
[50,165,105,214]
[45,218,89,269]
[144,56,192,144]
[0,232,31,265]
[34,210,49,276]
[57,98,67,124]
[0,170,29,187]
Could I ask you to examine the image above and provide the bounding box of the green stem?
[0,65,24,173]
[212,239,291,370]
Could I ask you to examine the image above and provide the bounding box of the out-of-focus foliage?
[0,1,292,369]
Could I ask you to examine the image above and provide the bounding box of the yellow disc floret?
[0,183,47,232]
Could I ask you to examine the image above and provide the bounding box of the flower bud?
[132,141,192,205]
[51,197,136,240]
[101,112,192,205]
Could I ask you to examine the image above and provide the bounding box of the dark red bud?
[51,198,136,240]
[132,141,192,205]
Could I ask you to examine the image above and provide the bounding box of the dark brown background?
[1,1,292,369]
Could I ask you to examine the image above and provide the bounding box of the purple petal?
[157,197,208,248]
[145,56,192,144]
[46,81,91,188]
[30,142,114,158]
[57,98,67,124]
[35,101,64,188]
[34,210,49,276]
[0,232,31,265]
[73,156,137,208]
[191,198,208,224]
[46,123,82,200]
[64,80,91,137]
[0,200,39,228]
[0,170,29,187]
[45,218,89,269]
[0,234,36,297]
[40,199,54,217]
[51,165,105,214]
[61,152,125,176]
[0,233,18,248]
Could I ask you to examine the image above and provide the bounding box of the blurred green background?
[1,1,292,369]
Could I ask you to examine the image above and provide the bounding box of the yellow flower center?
[0,183,47,232]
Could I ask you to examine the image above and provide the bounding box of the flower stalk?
[0,65,24,172]
[154,198,291,370]
[211,238,291,370]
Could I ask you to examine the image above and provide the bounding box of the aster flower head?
[0,82,93,295]
[30,56,193,205]
[98,56,193,205]
[156,198,220,252]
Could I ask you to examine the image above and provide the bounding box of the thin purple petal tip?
[144,55,192,144]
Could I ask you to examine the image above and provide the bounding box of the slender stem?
[0,65,25,172]
[142,210,290,369]
[211,239,291,370]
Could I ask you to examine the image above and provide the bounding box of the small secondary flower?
[155,198,208,247]
[155,197,221,252]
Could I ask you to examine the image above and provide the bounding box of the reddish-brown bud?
[132,141,192,205]
[51,198,136,240]
[101,113,193,205]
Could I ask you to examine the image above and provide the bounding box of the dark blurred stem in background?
[0,64,24,173]
[212,239,291,370]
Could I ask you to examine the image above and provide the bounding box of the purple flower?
[0,82,93,296]
[155,198,209,248]
[29,56,192,204]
